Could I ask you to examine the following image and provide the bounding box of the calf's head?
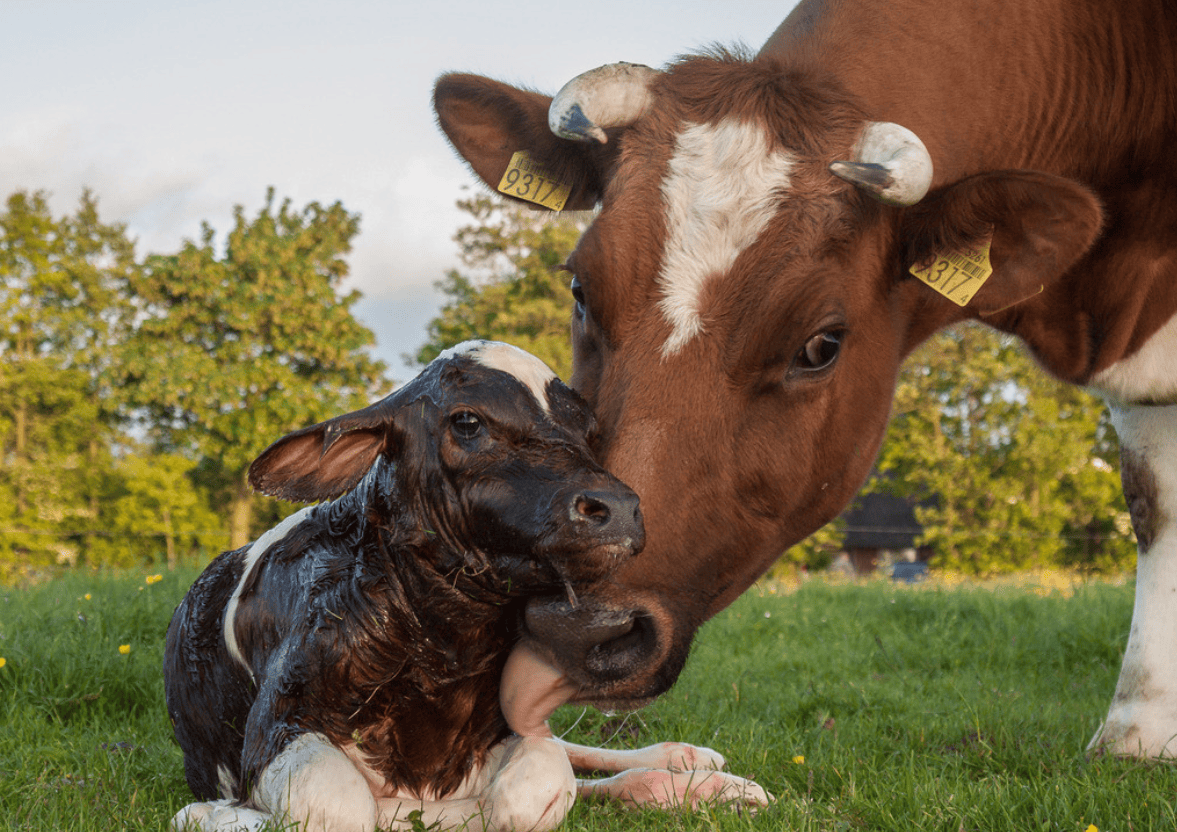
[248,340,643,598]
[435,53,1103,707]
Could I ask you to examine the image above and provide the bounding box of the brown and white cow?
[434,0,1177,759]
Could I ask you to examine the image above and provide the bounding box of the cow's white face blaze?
[658,119,797,355]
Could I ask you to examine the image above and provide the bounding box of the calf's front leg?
[558,739,771,810]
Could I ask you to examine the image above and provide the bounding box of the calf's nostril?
[572,493,612,525]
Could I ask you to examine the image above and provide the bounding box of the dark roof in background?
[841,491,924,549]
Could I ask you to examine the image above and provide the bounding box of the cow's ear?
[900,170,1103,315]
[433,73,612,211]
[248,399,402,503]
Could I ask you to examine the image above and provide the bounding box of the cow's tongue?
[500,641,581,737]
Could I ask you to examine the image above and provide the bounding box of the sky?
[2,0,795,382]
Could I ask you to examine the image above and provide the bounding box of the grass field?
[1,569,1173,831]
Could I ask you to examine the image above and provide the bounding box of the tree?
[114,190,388,550]
[415,193,591,378]
[88,452,226,569]
[874,323,1134,574]
[0,191,138,575]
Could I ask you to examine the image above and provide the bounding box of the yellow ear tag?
[909,239,994,307]
[496,152,573,211]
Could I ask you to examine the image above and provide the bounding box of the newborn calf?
[165,341,646,831]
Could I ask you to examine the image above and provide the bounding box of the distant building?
[833,490,934,578]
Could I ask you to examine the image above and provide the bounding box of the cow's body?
[434,0,1177,758]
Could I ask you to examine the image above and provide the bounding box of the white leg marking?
[376,737,574,832]
[577,768,771,811]
[562,736,770,812]
[1090,403,1177,757]
[557,738,725,773]
[222,506,315,679]
[170,799,269,832]
[254,733,378,832]
[658,119,795,356]
[1090,311,1177,405]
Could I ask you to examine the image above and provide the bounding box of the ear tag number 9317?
[909,239,994,307]
[497,152,572,211]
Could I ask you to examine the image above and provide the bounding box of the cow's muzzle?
[521,591,685,707]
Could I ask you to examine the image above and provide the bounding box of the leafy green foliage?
[0,191,138,576]
[0,186,391,575]
[876,324,1134,575]
[111,189,389,548]
[415,193,590,379]
[88,454,226,569]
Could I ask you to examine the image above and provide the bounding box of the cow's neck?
[761,0,1176,187]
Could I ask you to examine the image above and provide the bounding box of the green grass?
[1,570,1173,831]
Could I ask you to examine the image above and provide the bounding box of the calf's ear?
[433,73,612,211]
[900,170,1103,314]
[248,399,401,503]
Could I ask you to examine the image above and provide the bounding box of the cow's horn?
[548,62,660,144]
[829,122,934,206]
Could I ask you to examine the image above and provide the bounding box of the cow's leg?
[252,733,379,832]
[1090,402,1177,758]
[376,736,575,832]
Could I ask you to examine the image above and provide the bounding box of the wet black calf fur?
[164,341,643,805]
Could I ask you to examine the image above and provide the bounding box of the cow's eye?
[451,411,483,440]
[569,275,586,319]
[794,330,843,374]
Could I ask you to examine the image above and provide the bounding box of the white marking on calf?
[657,120,796,357]
[1089,403,1177,757]
[171,735,579,832]
[223,506,315,680]
[254,733,379,831]
[441,339,558,415]
[1090,311,1177,405]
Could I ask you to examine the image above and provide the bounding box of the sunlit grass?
[1,568,1172,831]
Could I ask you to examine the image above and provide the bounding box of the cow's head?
[434,52,1103,708]
[248,340,644,599]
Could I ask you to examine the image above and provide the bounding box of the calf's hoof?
[171,800,269,832]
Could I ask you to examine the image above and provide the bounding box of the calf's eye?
[794,330,843,374]
[451,411,482,440]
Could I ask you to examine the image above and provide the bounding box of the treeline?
[2,187,1137,581]
[1,189,388,581]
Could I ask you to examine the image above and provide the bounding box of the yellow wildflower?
[118,644,131,655]
[1085,826,1098,832]
[146,574,163,585]
[792,755,805,765]
[0,657,7,669]
[84,593,92,601]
